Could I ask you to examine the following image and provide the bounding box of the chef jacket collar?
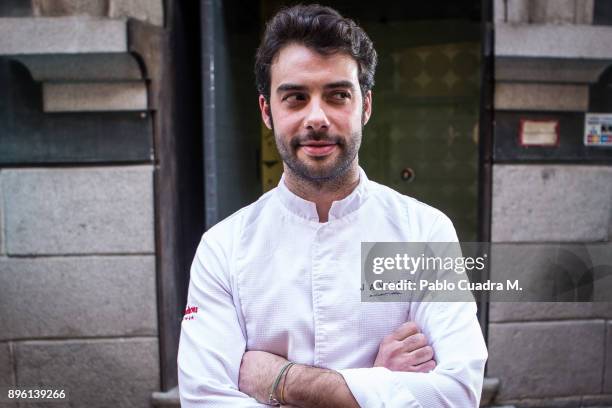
[276,167,369,222]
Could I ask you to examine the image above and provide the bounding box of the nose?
[303,99,330,132]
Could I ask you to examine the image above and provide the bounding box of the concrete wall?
[489,1,612,406]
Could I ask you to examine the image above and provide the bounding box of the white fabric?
[178,168,488,407]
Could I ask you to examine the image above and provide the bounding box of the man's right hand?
[373,321,436,373]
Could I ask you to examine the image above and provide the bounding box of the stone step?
[494,23,612,86]
[43,81,148,112]
[496,23,612,60]
[0,17,150,112]
[0,17,127,55]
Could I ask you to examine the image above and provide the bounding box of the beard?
[273,122,362,183]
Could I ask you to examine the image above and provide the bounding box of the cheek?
[274,110,304,133]
[330,107,362,130]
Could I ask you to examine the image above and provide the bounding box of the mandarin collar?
[276,167,370,222]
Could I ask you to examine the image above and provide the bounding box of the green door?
[360,20,481,241]
[257,3,482,242]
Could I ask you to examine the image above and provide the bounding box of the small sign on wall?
[519,119,559,147]
[585,113,612,147]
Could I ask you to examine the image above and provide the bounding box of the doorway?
[195,0,490,387]
[257,1,483,242]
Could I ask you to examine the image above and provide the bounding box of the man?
[178,4,487,407]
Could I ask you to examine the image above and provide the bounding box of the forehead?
[270,43,359,88]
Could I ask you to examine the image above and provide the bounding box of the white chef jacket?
[178,168,488,407]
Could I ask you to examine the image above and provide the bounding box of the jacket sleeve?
[178,233,265,407]
[338,213,488,408]
[339,301,487,408]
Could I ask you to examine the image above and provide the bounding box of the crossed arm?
[178,237,487,407]
[238,322,435,407]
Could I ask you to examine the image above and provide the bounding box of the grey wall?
[488,165,612,406]
[488,1,612,406]
[0,166,160,407]
[0,0,165,26]
[0,2,164,406]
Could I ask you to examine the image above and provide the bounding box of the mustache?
[290,132,345,149]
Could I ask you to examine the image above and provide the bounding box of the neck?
[283,162,360,223]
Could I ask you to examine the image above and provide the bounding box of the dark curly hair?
[255,4,377,101]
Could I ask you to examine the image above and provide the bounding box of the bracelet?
[279,361,295,404]
[267,362,294,406]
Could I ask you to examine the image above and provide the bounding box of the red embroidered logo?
[183,305,198,321]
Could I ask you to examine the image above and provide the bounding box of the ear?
[362,90,372,126]
[259,95,272,129]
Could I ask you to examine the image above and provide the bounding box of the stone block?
[15,338,159,408]
[605,321,612,392]
[490,302,612,322]
[506,0,529,23]
[0,342,14,386]
[2,166,155,255]
[32,0,108,17]
[0,17,127,55]
[43,81,148,112]
[494,58,608,84]
[487,241,612,304]
[488,320,605,400]
[494,83,588,111]
[494,0,507,23]
[525,0,594,24]
[496,23,612,59]
[530,0,576,24]
[109,0,163,26]
[575,0,595,24]
[0,256,157,341]
[492,165,612,242]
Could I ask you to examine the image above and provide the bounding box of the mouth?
[299,142,338,157]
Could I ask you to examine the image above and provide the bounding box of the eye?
[330,91,351,101]
[282,93,307,104]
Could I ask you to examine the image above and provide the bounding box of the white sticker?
[520,120,558,146]
[585,113,612,147]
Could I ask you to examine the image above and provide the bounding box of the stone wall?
[0,167,160,407]
[488,1,612,406]
[0,2,164,406]
[30,0,164,26]
[488,165,612,406]
[495,0,594,24]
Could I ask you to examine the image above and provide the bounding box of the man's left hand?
[239,350,289,403]
[374,321,436,372]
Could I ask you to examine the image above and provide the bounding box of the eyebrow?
[324,81,355,90]
[276,83,307,93]
[276,80,356,94]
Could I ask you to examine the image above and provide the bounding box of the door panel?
[361,40,481,241]
[259,13,482,241]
